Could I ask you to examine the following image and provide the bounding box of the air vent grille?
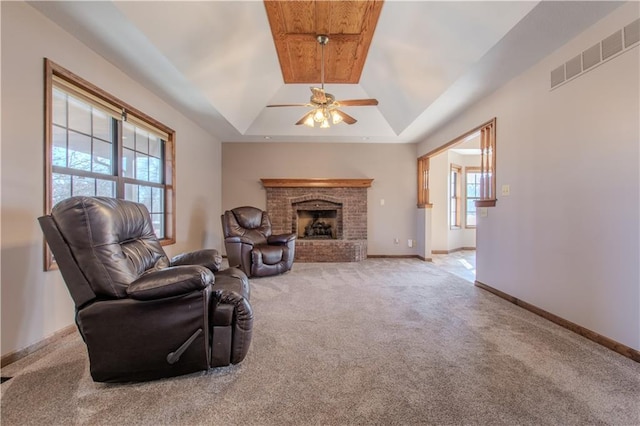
[551,19,638,90]
[565,54,582,79]
[582,43,601,71]
[624,18,640,47]
[550,65,565,88]
[602,30,623,60]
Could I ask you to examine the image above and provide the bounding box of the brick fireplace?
[262,178,373,262]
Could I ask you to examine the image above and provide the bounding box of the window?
[121,122,167,235]
[44,59,175,269]
[450,164,462,229]
[465,167,481,227]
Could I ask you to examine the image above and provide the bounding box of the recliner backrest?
[50,197,169,299]
[39,215,96,308]
[222,206,272,245]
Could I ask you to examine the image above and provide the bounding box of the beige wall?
[222,142,417,255]
[418,2,640,350]
[1,2,223,356]
[429,151,450,250]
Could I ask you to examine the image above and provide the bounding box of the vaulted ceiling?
[28,1,623,144]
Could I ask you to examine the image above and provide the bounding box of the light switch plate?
[502,184,510,196]
[480,208,488,217]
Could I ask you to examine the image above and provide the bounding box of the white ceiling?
[28,1,623,144]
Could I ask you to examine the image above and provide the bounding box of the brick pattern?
[265,187,368,262]
[296,240,367,262]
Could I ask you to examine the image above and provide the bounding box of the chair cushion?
[231,206,268,231]
[250,245,292,277]
[222,207,272,245]
[171,249,222,272]
[253,245,285,265]
[127,265,213,300]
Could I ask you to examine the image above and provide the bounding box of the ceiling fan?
[266,35,378,128]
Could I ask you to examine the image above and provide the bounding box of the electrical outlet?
[394,238,399,244]
[380,199,385,206]
[408,239,413,248]
[480,207,488,217]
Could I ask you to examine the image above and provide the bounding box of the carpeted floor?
[2,259,639,425]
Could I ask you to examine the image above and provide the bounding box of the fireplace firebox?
[297,210,337,239]
[292,199,342,240]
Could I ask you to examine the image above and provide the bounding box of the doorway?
[417,119,496,279]
[429,131,480,260]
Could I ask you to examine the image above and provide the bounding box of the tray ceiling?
[28,1,624,144]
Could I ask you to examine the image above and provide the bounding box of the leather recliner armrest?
[224,236,255,246]
[127,265,214,301]
[268,233,296,245]
[171,249,222,272]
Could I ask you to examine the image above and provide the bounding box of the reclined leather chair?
[38,196,253,383]
[222,206,296,277]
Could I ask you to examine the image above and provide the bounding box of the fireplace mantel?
[261,178,373,188]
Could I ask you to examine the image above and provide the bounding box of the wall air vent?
[550,65,565,88]
[565,54,582,79]
[602,30,623,60]
[551,19,639,90]
[582,43,601,71]
[624,18,640,48]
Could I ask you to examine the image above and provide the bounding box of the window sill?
[417,203,433,209]
[475,199,497,207]
[159,237,176,246]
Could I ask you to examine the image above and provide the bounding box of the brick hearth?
[262,179,372,262]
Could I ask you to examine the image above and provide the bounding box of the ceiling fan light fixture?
[313,108,326,123]
[267,34,377,128]
[331,110,343,124]
[303,114,315,128]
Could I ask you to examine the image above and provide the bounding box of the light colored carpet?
[2,259,639,425]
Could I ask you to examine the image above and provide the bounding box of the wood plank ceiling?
[264,0,384,84]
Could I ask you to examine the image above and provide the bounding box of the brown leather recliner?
[221,206,296,277]
[38,196,253,383]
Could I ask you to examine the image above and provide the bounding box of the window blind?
[53,75,169,140]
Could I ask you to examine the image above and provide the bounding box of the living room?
[1,1,639,424]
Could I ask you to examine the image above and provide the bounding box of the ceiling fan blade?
[267,103,309,107]
[334,109,357,125]
[336,99,379,107]
[295,111,314,126]
[310,87,327,104]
